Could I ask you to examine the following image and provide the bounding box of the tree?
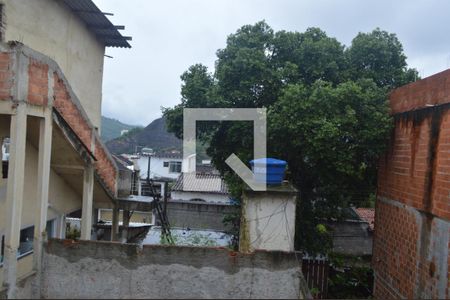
[269,80,391,251]
[346,28,418,88]
[163,21,417,253]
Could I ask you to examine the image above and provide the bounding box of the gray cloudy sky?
[95,0,450,126]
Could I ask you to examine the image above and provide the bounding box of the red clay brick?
[374,70,450,299]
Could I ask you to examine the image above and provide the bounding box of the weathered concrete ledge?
[41,239,307,299]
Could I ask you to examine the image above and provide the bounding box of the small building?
[136,151,182,181]
[327,208,374,256]
[171,172,230,204]
[152,172,237,232]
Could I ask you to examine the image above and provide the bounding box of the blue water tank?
[250,158,287,185]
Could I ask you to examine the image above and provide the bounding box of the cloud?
[96,0,450,126]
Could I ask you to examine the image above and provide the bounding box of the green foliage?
[101,116,140,142]
[328,253,374,299]
[346,28,418,88]
[66,227,81,240]
[160,233,177,245]
[222,210,241,250]
[120,127,144,138]
[163,21,417,254]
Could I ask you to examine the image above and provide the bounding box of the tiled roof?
[171,173,229,195]
[355,208,375,231]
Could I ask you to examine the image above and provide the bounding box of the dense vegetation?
[163,21,418,252]
[101,116,140,142]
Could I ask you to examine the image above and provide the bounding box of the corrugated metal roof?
[62,0,131,48]
[172,173,229,194]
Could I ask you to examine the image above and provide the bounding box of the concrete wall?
[41,239,306,299]
[156,200,239,231]
[327,220,372,256]
[373,69,450,299]
[240,184,297,253]
[99,209,152,224]
[171,191,230,204]
[2,0,105,130]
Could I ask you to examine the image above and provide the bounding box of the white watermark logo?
[183,108,267,191]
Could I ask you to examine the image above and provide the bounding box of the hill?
[105,117,182,154]
[101,116,141,142]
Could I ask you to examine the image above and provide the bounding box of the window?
[18,226,34,258]
[163,161,169,167]
[169,161,181,173]
[2,137,9,179]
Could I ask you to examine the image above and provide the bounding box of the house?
[136,151,183,181]
[171,172,230,204]
[373,69,450,299]
[0,0,132,297]
[153,171,237,232]
[326,207,374,256]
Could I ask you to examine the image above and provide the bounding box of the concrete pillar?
[3,105,27,299]
[137,178,142,196]
[80,164,94,240]
[121,210,131,243]
[239,182,297,253]
[32,111,52,296]
[111,205,119,241]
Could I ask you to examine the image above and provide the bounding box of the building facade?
[136,152,183,181]
[373,69,450,299]
[0,1,131,298]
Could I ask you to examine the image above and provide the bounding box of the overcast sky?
[95,0,450,126]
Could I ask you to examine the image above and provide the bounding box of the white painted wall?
[3,0,106,130]
[182,154,196,173]
[240,187,297,252]
[136,156,182,180]
[170,191,230,204]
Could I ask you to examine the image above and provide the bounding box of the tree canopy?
[162,21,418,253]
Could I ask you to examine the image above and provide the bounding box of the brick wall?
[53,73,93,152]
[52,73,117,194]
[94,139,117,193]
[0,52,12,100]
[373,69,450,299]
[28,59,48,105]
[0,47,117,195]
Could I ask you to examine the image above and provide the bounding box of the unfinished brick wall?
[53,73,93,152]
[0,52,12,100]
[94,139,117,193]
[373,69,450,299]
[53,73,117,193]
[0,48,117,194]
[28,59,48,105]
